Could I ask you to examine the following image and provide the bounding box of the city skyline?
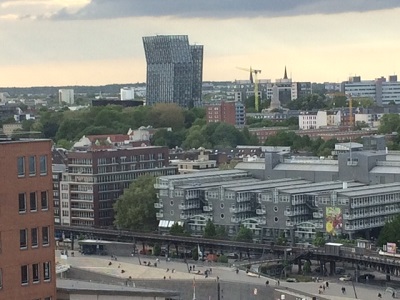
[1,1,400,87]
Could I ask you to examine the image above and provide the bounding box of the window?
[42,226,49,246]
[43,262,51,281]
[19,193,26,213]
[31,228,38,247]
[20,229,27,249]
[0,268,2,289]
[41,191,48,210]
[21,265,28,284]
[18,156,25,177]
[32,263,39,283]
[40,155,47,175]
[30,192,37,211]
[44,297,52,300]
[29,156,36,176]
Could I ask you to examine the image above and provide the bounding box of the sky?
[1,0,400,87]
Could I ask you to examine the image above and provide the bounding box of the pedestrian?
[323,285,325,292]
[193,265,195,271]
[378,293,382,298]
[341,287,346,294]
[277,280,280,286]
[326,281,329,288]
[393,291,395,298]
[190,266,192,272]
[236,268,239,274]
[265,280,269,285]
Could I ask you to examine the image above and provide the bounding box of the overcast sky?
[1,0,400,87]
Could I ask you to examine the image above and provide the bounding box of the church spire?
[283,66,288,80]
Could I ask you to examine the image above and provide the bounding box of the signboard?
[325,207,343,236]
[387,242,397,254]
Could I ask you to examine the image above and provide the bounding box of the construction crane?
[237,67,262,112]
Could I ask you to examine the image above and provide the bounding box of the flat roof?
[338,182,400,197]
[370,166,400,174]
[235,162,266,170]
[57,279,180,297]
[227,179,310,192]
[274,163,338,172]
[158,169,248,180]
[279,181,364,194]
[178,179,259,189]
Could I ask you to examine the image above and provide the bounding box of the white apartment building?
[343,75,400,105]
[354,113,384,128]
[120,87,135,100]
[59,89,75,105]
[299,110,341,130]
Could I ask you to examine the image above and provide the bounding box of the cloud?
[49,0,400,20]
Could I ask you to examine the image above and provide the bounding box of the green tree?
[377,214,400,247]
[169,223,187,236]
[153,243,161,256]
[235,225,253,243]
[313,232,326,247]
[276,233,288,246]
[113,175,158,231]
[204,220,217,238]
[379,114,400,134]
[216,226,228,239]
[303,261,311,274]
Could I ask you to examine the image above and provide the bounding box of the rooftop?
[227,179,309,192]
[279,181,364,194]
[338,182,400,197]
[158,169,248,181]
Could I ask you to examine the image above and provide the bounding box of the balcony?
[286,221,294,227]
[231,217,240,223]
[256,208,266,215]
[313,212,323,219]
[292,199,305,206]
[156,212,164,218]
[284,210,294,217]
[179,204,200,210]
[180,213,188,220]
[230,207,251,213]
[154,202,163,209]
[236,197,250,203]
[344,224,354,231]
[258,217,267,225]
[314,223,324,229]
[203,205,213,212]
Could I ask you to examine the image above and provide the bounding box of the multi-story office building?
[206,101,246,126]
[342,75,400,105]
[58,89,74,105]
[143,35,203,108]
[155,168,400,243]
[60,141,176,227]
[0,139,56,299]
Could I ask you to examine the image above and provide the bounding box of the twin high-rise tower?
[143,35,203,108]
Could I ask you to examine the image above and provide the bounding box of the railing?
[256,208,266,215]
[154,202,163,209]
[203,206,213,212]
[156,212,163,218]
[313,212,323,218]
[284,210,293,216]
[231,217,240,223]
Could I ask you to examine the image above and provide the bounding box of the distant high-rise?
[143,35,203,108]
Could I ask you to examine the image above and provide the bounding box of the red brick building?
[0,139,56,299]
[206,101,246,126]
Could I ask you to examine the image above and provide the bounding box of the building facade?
[0,139,56,299]
[143,35,203,108]
[206,101,246,126]
[120,87,135,100]
[60,144,176,227]
[59,89,74,105]
[342,75,400,105]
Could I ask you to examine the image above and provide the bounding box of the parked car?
[339,274,352,281]
[286,278,298,283]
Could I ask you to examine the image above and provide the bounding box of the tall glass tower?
[143,35,203,108]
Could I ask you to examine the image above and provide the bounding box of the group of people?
[318,282,329,294]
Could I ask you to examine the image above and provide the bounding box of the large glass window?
[42,226,49,246]
[29,156,36,176]
[32,263,39,283]
[43,262,51,281]
[40,155,47,175]
[18,157,25,177]
[21,265,29,285]
[20,229,27,249]
[19,193,26,213]
[41,191,48,210]
[31,228,38,247]
[30,192,37,211]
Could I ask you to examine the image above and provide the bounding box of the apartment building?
[206,101,246,126]
[298,110,341,130]
[0,139,56,299]
[60,141,176,227]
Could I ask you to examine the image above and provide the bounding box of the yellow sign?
[326,207,342,235]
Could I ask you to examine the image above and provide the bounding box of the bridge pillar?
[329,261,336,276]
[319,261,325,276]
[386,266,391,282]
